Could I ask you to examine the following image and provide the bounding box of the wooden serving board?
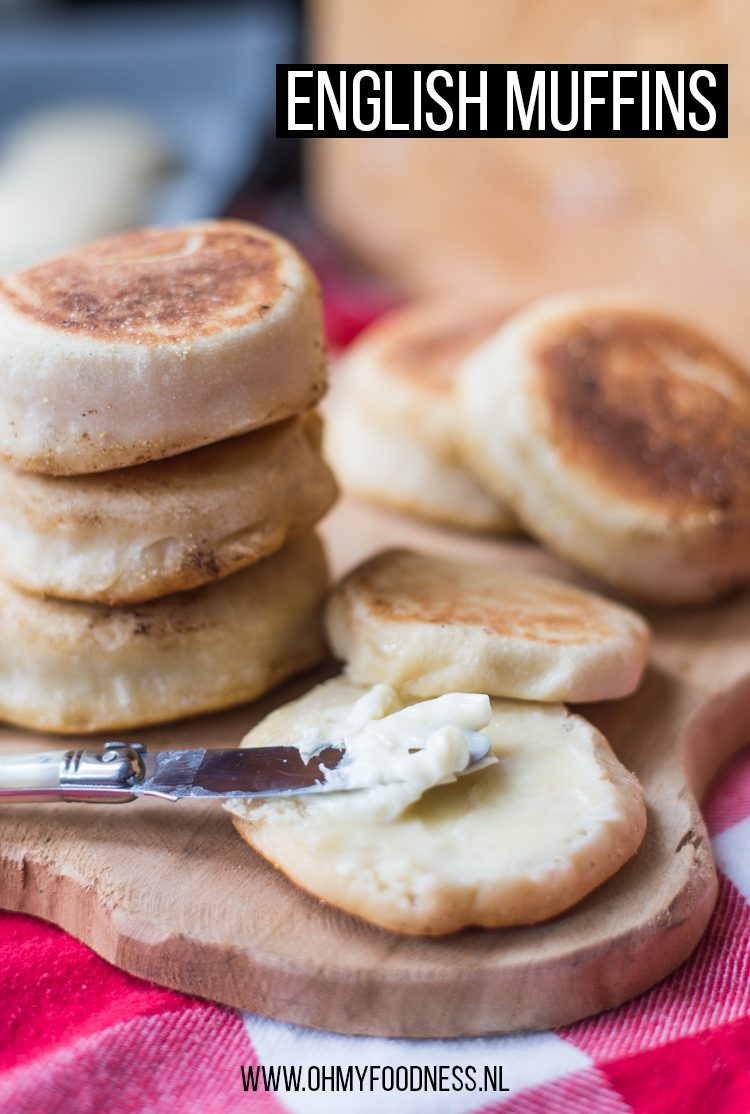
[1,496,750,1039]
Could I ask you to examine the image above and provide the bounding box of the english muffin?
[325,548,650,702]
[0,219,326,474]
[0,413,337,604]
[460,291,750,603]
[323,382,517,533]
[0,532,328,733]
[343,295,513,463]
[227,676,646,935]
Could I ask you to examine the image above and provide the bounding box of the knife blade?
[0,742,346,804]
[137,744,346,800]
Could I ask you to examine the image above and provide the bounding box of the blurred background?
[0,0,397,349]
[0,0,744,355]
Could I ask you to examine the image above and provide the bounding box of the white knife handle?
[0,745,145,804]
[0,751,67,790]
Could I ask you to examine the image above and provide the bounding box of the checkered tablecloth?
[1,741,749,1114]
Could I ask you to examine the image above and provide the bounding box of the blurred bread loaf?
[311,0,750,361]
[0,220,326,474]
[460,291,750,603]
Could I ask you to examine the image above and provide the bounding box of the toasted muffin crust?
[534,309,750,514]
[1,224,284,344]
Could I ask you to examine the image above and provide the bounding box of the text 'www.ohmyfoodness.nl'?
[241,1063,510,1093]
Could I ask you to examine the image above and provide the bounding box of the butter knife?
[0,734,493,805]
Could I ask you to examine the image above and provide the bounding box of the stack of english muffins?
[328,289,750,606]
[0,219,337,733]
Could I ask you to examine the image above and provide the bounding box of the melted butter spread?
[225,678,646,933]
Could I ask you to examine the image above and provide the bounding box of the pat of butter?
[297,684,493,821]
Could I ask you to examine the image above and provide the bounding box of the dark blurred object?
[62,0,301,8]
[227,176,401,351]
[240,134,303,196]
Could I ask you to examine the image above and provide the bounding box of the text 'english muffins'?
[460,291,750,603]
[0,219,326,473]
[0,413,337,604]
[326,549,650,702]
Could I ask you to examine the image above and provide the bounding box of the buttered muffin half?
[0,413,337,604]
[325,549,650,702]
[0,532,328,733]
[460,291,750,603]
[227,676,646,935]
[0,219,326,473]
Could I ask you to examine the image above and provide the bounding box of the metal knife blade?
[135,745,346,800]
[0,743,346,804]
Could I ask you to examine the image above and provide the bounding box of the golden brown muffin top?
[373,302,512,394]
[0,220,285,345]
[534,308,750,514]
[338,548,639,645]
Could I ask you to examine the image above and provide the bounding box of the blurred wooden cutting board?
[0,496,749,1039]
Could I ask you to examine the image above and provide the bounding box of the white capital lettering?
[317,70,346,131]
[583,70,607,131]
[459,70,487,130]
[426,69,453,131]
[689,69,716,132]
[507,71,545,130]
[612,70,637,130]
[353,70,381,131]
[385,71,409,130]
[287,70,313,131]
[656,70,684,130]
[550,70,578,131]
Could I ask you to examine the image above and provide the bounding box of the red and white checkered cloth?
[1,744,749,1114]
